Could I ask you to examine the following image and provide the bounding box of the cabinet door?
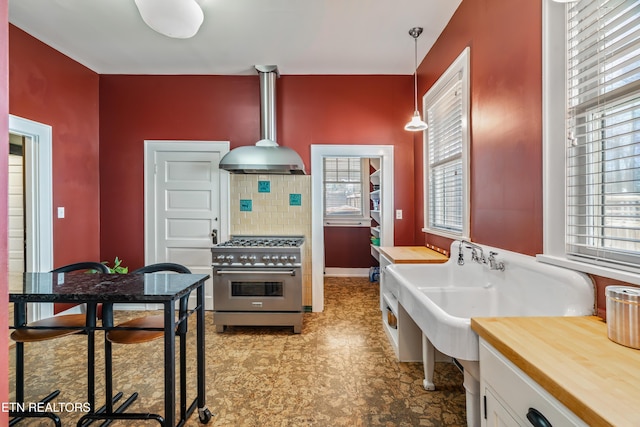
[484,388,524,427]
[480,340,588,427]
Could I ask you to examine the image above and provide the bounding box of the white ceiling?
[9,0,462,76]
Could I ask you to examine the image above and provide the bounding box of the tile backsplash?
[230,174,312,307]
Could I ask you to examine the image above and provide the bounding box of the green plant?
[102,256,129,274]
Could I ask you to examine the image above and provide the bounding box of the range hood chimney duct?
[219,65,306,174]
[259,65,277,143]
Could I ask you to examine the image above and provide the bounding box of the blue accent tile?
[258,180,271,193]
[289,194,302,206]
[240,199,252,212]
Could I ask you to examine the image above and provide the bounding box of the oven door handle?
[215,270,297,276]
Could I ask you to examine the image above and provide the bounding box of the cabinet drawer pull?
[527,408,552,427]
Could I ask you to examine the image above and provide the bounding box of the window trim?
[422,46,471,240]
[322,157,372,227]
[539,0,640,286]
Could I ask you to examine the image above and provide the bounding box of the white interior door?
[144,141,230,310]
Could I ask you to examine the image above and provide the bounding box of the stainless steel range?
[211,235,304,333]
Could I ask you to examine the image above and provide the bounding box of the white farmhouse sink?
[386,241,594,427]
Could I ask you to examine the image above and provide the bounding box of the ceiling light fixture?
[134,0,204,39]
[405,27,428,132]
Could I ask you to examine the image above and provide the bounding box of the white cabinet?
[479,339,588,427]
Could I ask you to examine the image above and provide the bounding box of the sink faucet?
[459,240,486,265]
[488,251,505,271]
[457,242,465,265]
[466,240,486,264]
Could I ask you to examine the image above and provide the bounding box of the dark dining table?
[9,271,212,426]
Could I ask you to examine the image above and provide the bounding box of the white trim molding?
[311,144,394,312]
[324,268,370,278]
[539,0,640,283]
[9,115,54,321]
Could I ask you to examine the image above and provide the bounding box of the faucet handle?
[488,251,505,271]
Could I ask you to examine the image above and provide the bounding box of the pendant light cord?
[413,36,419,113]
[404,27,427,131]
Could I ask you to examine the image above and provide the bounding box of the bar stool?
[102,263,192,422]
[10,261,110,427]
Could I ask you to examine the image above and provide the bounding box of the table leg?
[196,281,212,424]
[85,303,97,412]
[164,301,176,427]
[14,304,25,403]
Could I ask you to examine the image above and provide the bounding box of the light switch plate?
[395,209,402,220]
[57,207,65,218]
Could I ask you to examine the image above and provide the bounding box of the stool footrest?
[77,392,144,427]
[9,389,62,427]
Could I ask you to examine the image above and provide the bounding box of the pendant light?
[405,27,428,132]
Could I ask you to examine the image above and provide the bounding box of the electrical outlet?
[396,209,402,220]
[57,207,65,218]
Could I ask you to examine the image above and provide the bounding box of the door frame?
[8,115,53,273]
[310,144,394,312]
[9,115,54,321]
[143,140,230,265]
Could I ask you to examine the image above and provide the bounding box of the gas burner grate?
[217,236,304,248]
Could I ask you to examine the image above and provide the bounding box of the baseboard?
[324,267,370,277]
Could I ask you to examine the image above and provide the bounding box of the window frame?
[539,0,640,286]
[422,47,471,240]
[322,157,371,227]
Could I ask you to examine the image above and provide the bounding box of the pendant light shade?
[405,112,428,131]
[134,0,204,39]
[405,27,428,132]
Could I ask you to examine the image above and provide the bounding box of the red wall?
[99,74,415,268]
[412,0,639,319]
[1,0,9,419]
[324,227,377,268]
[416,0,543,256]
[9,25,101,267]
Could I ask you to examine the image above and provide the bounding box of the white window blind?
[323,157,368,220]
[427,71,464,234]
[566,0,640,270]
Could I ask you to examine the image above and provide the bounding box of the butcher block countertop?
[471,316,640,427]
[377,246,449,264]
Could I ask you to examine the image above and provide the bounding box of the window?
[423,47,470,239]
[565,0,640,271]
[323,157,370,225]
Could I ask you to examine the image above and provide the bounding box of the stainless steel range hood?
[219,65,306,175]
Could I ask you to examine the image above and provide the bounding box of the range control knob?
[248,255,257,263]
[225,255,234,263]
[216,255,226,262]
[262,255,271,262]
[288,255,297,263]
[239,255,248,262]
